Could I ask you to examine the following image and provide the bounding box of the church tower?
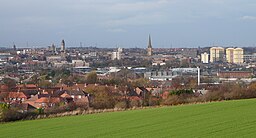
[60,39,66,58]
[13,44,16,51]
[61,39,65,52]
[147,35,153,56]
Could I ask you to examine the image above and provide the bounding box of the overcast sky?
[1,0,256,48]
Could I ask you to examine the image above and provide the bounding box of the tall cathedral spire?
[147,34,153,56]
[148,35,152,48]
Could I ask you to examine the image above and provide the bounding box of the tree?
[131,78,149,87]
[38,80,52,88]
[2,78,16,91]
[86,71,98,84]
[86,86,117,109]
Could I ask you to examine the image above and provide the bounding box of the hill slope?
[1,99,256,138]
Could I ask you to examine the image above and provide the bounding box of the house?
[135,87,150,97]
[10,103,37,112]
[34,97,62,109]
[17,84,37,90]
[4,92,29,103]
[0,85,9,92]
[64,90,90,106]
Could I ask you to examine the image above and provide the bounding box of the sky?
[1,0,256,48]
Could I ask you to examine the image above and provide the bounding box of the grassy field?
[1,99,256,138]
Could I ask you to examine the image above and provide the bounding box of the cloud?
[104,12,168,27]
[1,0,256,47]
[107,28,127,33]
[241,16,256,21]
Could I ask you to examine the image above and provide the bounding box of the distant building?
[61,40,65,52]
[72,60,89,67]
[111,47,122,60]
[233,48,244,64]
[46,56,62,62]
[210,47,224,63]
[152,58,166,66]
[13,44,16,51]
[201,52,209,64]
[147,35,153,56]
[118,47,123,53]
[244,53,256,62]
[171,68,198,76]
[51,43,56,53]
[181,48,198,58]
[111,52,121,60]
[226,48,234,63]
[226,48,244,64]
[217,71,253,78]
[73,67,92,74]
[89,52,97,57]
[145,70,172,81]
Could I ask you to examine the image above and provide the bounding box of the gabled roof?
[23,90,39,96]
[25,95,39,102]
[69,90,86,96]
[8,92,28,99]
[74,96,89,103]
[35,97,61,103]
[60,93,72,98]
[17,84,37,89]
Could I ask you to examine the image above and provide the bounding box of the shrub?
[130,100,142,108]
[0,108,24,122]
[170,89,193,95]
[115,101,127,109]
[149,97,160,106]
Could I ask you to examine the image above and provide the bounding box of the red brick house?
[4,92,29,103]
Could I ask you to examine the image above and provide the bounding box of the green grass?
[1,99,256,138]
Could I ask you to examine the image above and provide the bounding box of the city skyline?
[1,0,256,48]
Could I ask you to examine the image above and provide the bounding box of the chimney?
[197,67,200,86]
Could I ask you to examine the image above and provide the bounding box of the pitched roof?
[17,84,37,89]
[25,95,39,102]
[60,93,72,98]
[8,92,28,98]
[65,90,86,96]
[35,97,61,103]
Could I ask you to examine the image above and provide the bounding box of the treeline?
[162,82,256,105]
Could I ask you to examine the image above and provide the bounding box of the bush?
[115,101,127,109]
[162,95,180,105]
[170,89,193,95]
[0,108,24,122]
[149,97,160,106]
[44,103,79,114]
[130,100,142,107]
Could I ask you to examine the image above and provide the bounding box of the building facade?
[233,48,244,64]
[210,47,224,63]
[226,48,244,64]
[201,52,209,64]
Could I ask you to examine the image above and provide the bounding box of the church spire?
[147,34,153,56]
[148,35,152,48]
